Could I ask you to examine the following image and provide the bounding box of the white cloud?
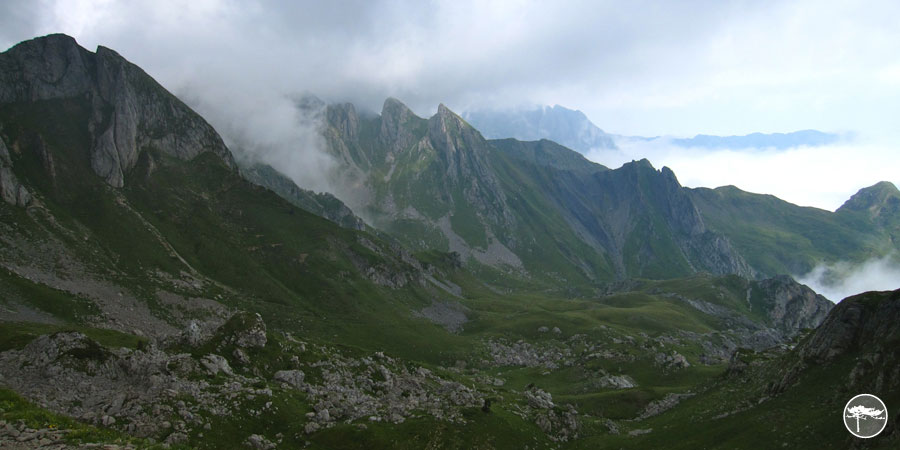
[2,0,900,137]
[796,255,900,302]
[585,136,900,211]
[4,0,900,202]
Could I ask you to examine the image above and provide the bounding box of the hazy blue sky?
[2,0,899,209]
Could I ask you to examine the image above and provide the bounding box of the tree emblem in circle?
[844,394,888,438]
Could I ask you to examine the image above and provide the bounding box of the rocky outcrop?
[0,135,31,207]
[796,289,900,365]
[597,372,637,389]
[274,349,482,431]
[0,34,234,187]
[0,314,491,445]
[273,369,306,389]
[0,419,72,447]
[769,289,900,397]
[755,275,832,333]
[485,338,573,369]
[220,312,267,349]
[669,275,832,353]
[524,387,580,442]
[654,350,691,370]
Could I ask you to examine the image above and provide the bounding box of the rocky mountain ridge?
[320,97,753,284]
[0,34,234,188]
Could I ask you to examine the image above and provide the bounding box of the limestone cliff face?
[425,104,513,227]
[378,98,421,158]
[0,34,234,187]
[591,161,753,278]
[755,275,832,334]
[0,135,31,206]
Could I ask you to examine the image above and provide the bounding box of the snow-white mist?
[796,255,900,302]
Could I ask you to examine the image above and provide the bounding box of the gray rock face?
[200,354,233,376]
[0,136,31,207]
[216,312,268,349]
[524,387,580,442]
[0,34,234,187]
[273,370,306,389]
[756,275,833,333]
[655,351,690,369]
[182,320,203,346]
[278,346,482,431]
[486,338,572,369]
[597,373,637,389]
[525,388,555,409]
[379,98,420,156]
[233,313,267,349]
[0,331,272,442]
[245,433,276,450]
[797,289,899,363]
[768,288,900,416]
[428,104,513,227]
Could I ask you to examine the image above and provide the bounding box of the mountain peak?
[0,33,235,187]
[838,181,900,217]
[436,103,455,118]
[377,97,423,156]
[382,97,412,115]
[620,158,655,170]
[10,33,78,52]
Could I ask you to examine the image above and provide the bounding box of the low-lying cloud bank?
[795,255,900,302]
[585,136,900,211]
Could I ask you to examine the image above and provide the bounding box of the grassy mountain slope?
[690,183,900,276]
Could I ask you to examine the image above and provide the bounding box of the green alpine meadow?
[1,3,899,449]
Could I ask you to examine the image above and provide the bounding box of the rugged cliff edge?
[780,289,900,393]
[0,34,234,187]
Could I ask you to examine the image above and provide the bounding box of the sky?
[1,0,900,210]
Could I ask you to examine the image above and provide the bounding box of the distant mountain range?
[462,105,618,153]
[465,105,845,153]
[671,130,843,149]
